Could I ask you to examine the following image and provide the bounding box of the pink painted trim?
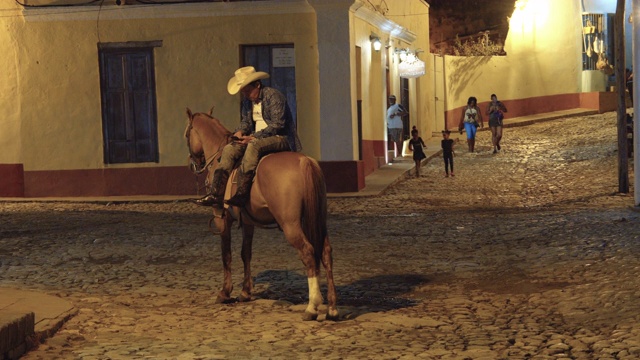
[0,164,25,197]
[444,92,618,130]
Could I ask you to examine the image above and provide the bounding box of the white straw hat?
[227,66,270,95]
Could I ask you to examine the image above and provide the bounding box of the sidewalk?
[0,288,76,359]
[330,107,598,197]
[0,108,598,359]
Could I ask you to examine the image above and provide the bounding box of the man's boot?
[192,169,229,207]
[225,170,254,207]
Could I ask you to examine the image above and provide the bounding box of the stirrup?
[192,194,223,207]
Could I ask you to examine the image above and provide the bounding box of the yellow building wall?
[1,0,430,196]
[443,0,582,111]
[353,20,384,142]
[12,4,319,171]
[389,0,432,138]
[352,0,430,145]
[0,5,22,164]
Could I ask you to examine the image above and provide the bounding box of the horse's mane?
[185,111,232,138]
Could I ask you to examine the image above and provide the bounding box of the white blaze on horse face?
[306,277,323,314]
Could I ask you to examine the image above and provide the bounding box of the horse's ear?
[208,106,215,116]
[186,108,193,119]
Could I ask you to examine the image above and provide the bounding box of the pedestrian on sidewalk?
[387,95,408,158]
[487,93,507,154]
[458,96,483,153]
[408,126,426,177]
[441,130,455,177]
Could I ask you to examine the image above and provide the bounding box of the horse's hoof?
[302,311,318,321]
[215,295,235,304]
[325,309,340,321]
[237,293,252,302]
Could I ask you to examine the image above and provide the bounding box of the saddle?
[210,155,274,227]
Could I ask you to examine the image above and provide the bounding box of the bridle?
[185,115,225,175]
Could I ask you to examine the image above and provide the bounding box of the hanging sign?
[399,58,426,78]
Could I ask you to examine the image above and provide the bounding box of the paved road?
[1,111,639,359]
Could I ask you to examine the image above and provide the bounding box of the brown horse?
[184,108,338,321]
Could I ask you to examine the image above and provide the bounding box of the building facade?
[433,0,634,133]
[0,0,431,197]
[4,0,636,199]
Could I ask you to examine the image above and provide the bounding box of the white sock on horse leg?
[306,276,323,314]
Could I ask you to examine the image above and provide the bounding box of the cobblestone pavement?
[1,111,640,359]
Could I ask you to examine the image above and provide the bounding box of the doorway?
[242,44,297,125]
[400,77,410,141]
[99,45,159,164]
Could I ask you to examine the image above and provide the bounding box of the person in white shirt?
[386,95,408,157]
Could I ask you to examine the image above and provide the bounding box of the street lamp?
[370,35,382,52]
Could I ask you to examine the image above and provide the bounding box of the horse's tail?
[301,157,328,270]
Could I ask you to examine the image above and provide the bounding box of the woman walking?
[458,96,483,152]
[486,94,508,154]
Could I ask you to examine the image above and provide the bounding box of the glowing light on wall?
[510,0,550,34]
[509,0,551,51]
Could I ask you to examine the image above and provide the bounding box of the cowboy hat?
[227,66,270,95]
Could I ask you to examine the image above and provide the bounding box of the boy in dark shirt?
[441,130,455,177]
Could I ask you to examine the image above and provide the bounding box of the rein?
[190,148,222,175]
[186,115,228,175]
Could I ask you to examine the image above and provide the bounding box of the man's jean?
[219,135,290,174]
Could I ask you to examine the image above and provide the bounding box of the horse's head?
[185,108,206,174]
[184,107,232,175]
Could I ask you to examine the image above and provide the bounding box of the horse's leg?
[215,214,234,304]
[238,224,255,302]
[281,223,322,321]
[321,235,339,321]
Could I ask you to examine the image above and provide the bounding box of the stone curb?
[0,311,34,360]
[0,289,77,360]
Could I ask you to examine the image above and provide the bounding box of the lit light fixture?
[370,34,382,52]
[398,58,425,78]
[396,48,425,78]
[396,48,409,61]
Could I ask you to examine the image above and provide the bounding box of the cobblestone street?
[1,111,639,359]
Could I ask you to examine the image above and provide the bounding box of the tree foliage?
[452,32,504,56]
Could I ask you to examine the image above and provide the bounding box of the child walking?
[441,130,455,177]
[408,126,427,177]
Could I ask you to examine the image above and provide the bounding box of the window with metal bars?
[582,13,614,71]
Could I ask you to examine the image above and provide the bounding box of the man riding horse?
[193,66,302,207]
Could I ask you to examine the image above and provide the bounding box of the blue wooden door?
[242,45,297,126]
[99,48,159,164]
